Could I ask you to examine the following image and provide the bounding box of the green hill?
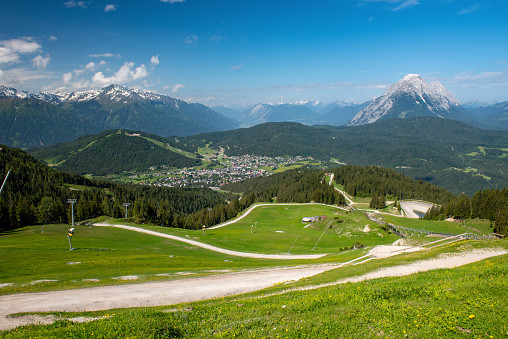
[176,117,508,195]
[29,130,202,176]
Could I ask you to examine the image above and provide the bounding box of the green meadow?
[0,204,391,295]
[131,204,400,255]
[0,203,495,296]
[1,203,506,338]
[1,240,507,338]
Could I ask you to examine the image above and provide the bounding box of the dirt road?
[0,248,505,331]
[0,264,340,330]
[399,201,434,219]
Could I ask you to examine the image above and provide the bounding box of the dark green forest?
[332,166,456,204]
[224,168,346,206]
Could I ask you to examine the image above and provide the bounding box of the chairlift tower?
[67,199,77,226]
[122,203,131,224]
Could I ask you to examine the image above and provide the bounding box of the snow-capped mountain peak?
[0,84,169,104]
[348,74,462,126]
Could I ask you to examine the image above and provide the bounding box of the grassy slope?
[133,205,399,255]
[0,223,312,296]
[2,240,507,338]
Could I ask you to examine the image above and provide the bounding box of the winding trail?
[94,222,327,260]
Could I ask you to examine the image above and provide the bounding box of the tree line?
[424,188,508,235]
[224,168,346,206]
[332,165,456,204]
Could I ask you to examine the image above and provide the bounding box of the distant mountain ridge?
[0,84,183,104]
[0,84,239,148]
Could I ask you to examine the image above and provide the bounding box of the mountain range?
[0,84,238,148]
[1,74,508,150]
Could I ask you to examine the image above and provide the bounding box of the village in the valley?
[131,153,316,188]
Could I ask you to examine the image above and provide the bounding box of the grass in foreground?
[0,223,325,295]
[2,240,507,338]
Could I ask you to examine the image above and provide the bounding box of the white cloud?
[72,79,91,89]
[99,60,107,66]
[445,70,508,89]
[0,39,41,54]
[0,67,50,86]
[150,55,160,66]
[458,4,479,15]
[64,0,86,8]
[104,4,117,12]
[161,0,186,3]
[92,61,148,87]
[392,0,418,11]
[230,65,243,70]
[0,47,20,64]
[32,55,50,70]
[89,53,121,58]
[74,61,97,75]
[48,36,58,42]
[171,84,185,93]
[85,62,96,71]
[63,72,73,84]
[210,35,225,43]
[360,0,419,11]
[185,35,198,44]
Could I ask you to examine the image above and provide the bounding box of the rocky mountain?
[0,84,238,148]
[347,74,464,126]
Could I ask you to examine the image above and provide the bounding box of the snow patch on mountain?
[0,84,169,104]
[348,74,461,126]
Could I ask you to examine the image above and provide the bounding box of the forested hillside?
[0,145,230,232]
[424,188,508,235]
[176,117,508,195]
[29,130,202,176]
[332,166,456,204]
[0,97,88,148]
[224,168,346,205]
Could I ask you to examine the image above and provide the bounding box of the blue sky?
[1,0,507,106]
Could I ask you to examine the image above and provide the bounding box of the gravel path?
[0,264,341,330]
[1,248,504,331]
